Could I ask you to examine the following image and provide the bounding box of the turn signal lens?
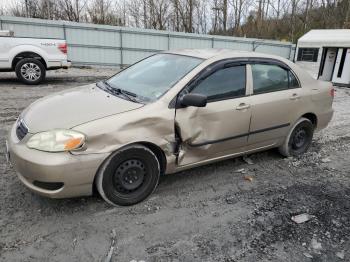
[330,87,335,97]
[64,137,84,150]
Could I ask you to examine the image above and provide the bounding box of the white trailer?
[295,29,350,86]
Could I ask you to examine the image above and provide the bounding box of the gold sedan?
[7,49,334,206]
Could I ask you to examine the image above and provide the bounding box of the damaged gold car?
[7,49,334,206]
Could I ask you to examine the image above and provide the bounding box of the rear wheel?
[279,117,314,157]
[96,145,160,206]
[15,58,46,85]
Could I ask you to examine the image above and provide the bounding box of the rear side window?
[251,64,300,94]
[297,48,319,62]
[191,65,246,101]
[251,64,289,94]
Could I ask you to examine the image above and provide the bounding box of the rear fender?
[9,45,48,67]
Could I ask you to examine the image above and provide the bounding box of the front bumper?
[7,124,108,198]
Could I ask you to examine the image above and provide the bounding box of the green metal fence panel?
[0,16,296,67]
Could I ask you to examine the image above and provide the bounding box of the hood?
[22,84,143,133]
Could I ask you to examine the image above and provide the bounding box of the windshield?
[106,54,203,102]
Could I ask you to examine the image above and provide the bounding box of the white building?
[295,29,350,86]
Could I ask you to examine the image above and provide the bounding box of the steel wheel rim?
[113,159,146,193]
[292,127,308,149]
[20,63,41,81]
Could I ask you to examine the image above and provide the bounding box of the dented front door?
[174,64,252,166]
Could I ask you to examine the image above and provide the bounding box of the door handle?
[289,93,301,100]
[236,103,250,110]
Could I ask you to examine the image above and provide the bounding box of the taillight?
[330,87,335,97]
[58,43,67,54]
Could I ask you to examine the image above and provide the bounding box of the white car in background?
[0,30,71,84]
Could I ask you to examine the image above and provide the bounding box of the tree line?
[1,0,349,43]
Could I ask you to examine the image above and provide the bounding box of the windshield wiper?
[118,88,139,102]
[100,81,141,103]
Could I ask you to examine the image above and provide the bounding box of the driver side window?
[191,65,246,102]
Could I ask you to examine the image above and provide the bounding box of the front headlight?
[27,129,85,152]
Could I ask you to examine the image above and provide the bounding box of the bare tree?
[194,0,209,33]
[58,0,87,22]
[211,0,221,33]
[345,0,350,28]
[222,0,228,31]
[289,0,300,42]
[87,0,123,25]
[127,0,142,27]
[230,0,246,34]
[147,0,170,30]
[4,0,350,42]
[171,0,180,31]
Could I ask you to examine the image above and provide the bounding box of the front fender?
[70,102,178,173]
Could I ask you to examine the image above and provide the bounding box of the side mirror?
[178,93,207,108]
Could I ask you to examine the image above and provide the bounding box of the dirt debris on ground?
[0,68,349,261]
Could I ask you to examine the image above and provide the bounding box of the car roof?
[164,48,286,61]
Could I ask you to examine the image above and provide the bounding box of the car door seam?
[247,114,253,142]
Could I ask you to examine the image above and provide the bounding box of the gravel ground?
[0,68,349,262]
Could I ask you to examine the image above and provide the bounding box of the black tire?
[96,145,160,206]
[278,117,314,157]
[15,58,46,85]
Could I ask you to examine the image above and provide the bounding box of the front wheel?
[278,117,314,157]
[15,58,46,85]
[96,145,160,206]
